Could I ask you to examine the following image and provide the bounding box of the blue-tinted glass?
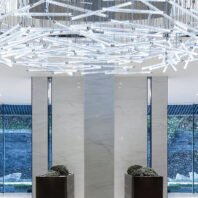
[168,114,193,193]
[0,103,198,194]
[48,78,52,170]
[193,105,198,192]
[4,116,32,193]
[48,114,52,169]
[147,113,151,167]
[147,77,152,168]
[0,114,4,193]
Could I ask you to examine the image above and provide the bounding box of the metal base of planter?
[125,174,163,198]
[36,174,74,198]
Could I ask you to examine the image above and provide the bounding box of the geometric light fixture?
[0,0,198,75]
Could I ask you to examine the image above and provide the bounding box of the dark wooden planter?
[36,174,74,198]
[125,174,163,198]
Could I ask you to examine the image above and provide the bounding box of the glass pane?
[0,115,4,193]
[48,78,52,169]
[193,105,198,192]
[147,78,152,167]
[147,113,151,167]
[48,114,52,169]
[168,114,193,193]
[4,116,32,193]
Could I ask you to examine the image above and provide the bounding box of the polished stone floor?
[0,193,198,198]
[169,194,198,198]
[0,194,31,198]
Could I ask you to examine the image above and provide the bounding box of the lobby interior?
[0,0,198,198]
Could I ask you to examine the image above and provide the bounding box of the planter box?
[125,174,163,198]
[36,174,74,198]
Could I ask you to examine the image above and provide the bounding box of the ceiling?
[0,61,197,105]
[0,1,197,75]
[0,1,197,104]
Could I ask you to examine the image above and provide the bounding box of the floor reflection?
[0,193,198,198]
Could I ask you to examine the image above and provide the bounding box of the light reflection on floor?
[169,193,198,198]
[0,194,31,198]
[0,193,198,198]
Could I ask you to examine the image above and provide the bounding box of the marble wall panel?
[52,76,84,198]
[114,76,147,198]
[152,77,168,198]
[84,74,114,198]
[32,77,48,198]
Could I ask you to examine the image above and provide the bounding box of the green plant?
[42,165,69,177]
[127,165,142,175]
[127,165,159,177]
[50,165,69,176]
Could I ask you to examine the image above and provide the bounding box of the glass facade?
[147,78,152,168]
[0,114,3,192]
[0,104,197,193]
[48,78,52,170]
[168,113,193,192]
[168,105,198,193]
[194,112,198,192]
[0,105,32,193]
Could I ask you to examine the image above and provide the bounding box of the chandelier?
[0,0,197,75]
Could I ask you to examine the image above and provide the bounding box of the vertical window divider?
[147,77,152,168]
[193,104,195,193]
[2,104,5,193]
[48,77,52,170]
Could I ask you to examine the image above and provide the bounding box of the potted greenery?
[36,165,74,198]
[125,165,163,198]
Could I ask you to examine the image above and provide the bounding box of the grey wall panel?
[52,77,84,198]
[84,75,114,198]
[152,77,168,198]
[114,76,147,198]
[32,77,48,198]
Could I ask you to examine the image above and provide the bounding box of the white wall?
[114,77,148,198]
[31,75,168,198]
[1,63,198,105]
[152,77,168,198]
[84,74,114,198]
[32,77,48,198]
[52,77,84,198]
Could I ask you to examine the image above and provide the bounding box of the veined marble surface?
[114,77,148,198]
[32,77,48,198]
[152,77,168,198]
[52,77,84,198]
[84,74,114,198]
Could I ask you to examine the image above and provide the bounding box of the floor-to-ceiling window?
[0,112,3,192]
[0,103,198,193]
[168,105,198,193]
[147,78,152,168]
[0,105,32,193]
[193,105,198,193]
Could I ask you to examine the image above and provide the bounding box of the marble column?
[151,77,168,198]
[114,76,148,198]
[84,74,114,198]
[52,76,84,198]
[32,77,48,198]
